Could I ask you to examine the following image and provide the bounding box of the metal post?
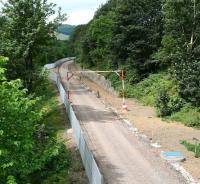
[122,79,125,104]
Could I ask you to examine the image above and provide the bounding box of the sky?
[0,0,107,25]
[49,0,107,25]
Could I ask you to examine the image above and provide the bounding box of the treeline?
[0,0,72,183]
[71,0,200,126]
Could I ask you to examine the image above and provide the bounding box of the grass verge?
[31,81,87,184]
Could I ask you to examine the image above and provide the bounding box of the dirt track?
[73,66,200,182]
[59,62,187,184]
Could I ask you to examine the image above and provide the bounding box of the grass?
[106,71,200,128]
[31,82,86,184]
[166,105,200,128]
[125,73,177,106]
[107,72,177,105]
[181,140,200,158]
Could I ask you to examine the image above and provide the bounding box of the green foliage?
[70,24,88,64]
[0,57,77,183]
[156,89,171,116]
[71,0,117,68]
[71,0,200,127]
[0,0,66,91]
[158,0,200,105]
[39,40,73,66]
[130,73,176,104]
[0,57,43,183]
[0,56,8,80]
[84,12,115,69]
[168,105,200,128]
[110,0,163,81]
[155,89,184,117]
[29,83,86,184]
[107,72,176,104]
[6,176,17,184]
[174,53,200,106]
[73,0,163,81]
[31,144,71,184]
[181,140,200,158]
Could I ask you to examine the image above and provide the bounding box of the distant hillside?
[55,32,69,41]
[57,24,76,35]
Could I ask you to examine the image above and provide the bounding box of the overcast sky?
[49,0,107,25]
[0,0,107,25]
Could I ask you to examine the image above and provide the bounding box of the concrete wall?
[77,64,119,96]
[45,59,104,184]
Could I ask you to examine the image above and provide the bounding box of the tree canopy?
[0,1,71,183]
[72,0,200,106]
[0,0,66,90]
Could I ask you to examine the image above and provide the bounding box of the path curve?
[59,61,186,184]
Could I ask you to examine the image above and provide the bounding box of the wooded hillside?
[71,0,200,127]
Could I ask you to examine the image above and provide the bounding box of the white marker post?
[120,70,127,110]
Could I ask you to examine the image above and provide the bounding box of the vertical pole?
[122,79,125,104]
[121,70,127,110]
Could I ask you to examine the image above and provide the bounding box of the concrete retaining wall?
[45,58,104,184]
[44,57,76,70]
[76,64,119,96]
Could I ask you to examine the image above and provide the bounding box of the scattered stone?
[171,163,198,184]
[151,143,161,148]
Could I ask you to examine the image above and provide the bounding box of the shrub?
[156,89,185,117]
[156,89,171,116]
[181,140,200,158]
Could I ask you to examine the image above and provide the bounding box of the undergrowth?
[106,72,200,128]
[31,82,86,184]
[181,140,200,158]
[79,60,200,128]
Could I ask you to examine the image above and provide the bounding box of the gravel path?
[58,62,187,184]
[71,63,200,183]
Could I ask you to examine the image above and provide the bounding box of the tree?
[73,0,117,69]
[0,0,66,91]
[160,0,200,105]
[70,24,88,60]
[83,12,115,69]
[0,56,63,183]
[110,0,163,82]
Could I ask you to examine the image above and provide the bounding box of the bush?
[156,89,185,117]
[156,89,171,116]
